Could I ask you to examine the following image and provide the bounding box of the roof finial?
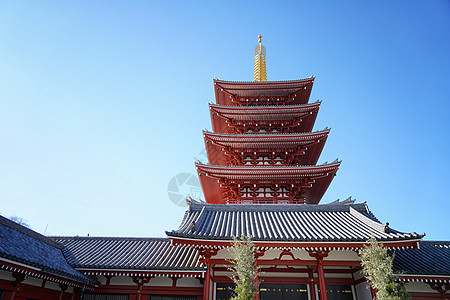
[254,35,267,82]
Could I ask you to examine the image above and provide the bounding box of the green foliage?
[359,236,409,300]
[228,235,259,300]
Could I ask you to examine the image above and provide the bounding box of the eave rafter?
[169,237,422,252]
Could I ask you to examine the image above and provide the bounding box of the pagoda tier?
[203,129,329,166]
[214,78,314,106]
[209,101,320,134]
[195,161,340,205]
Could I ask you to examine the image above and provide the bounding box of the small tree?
[228,235,259,300]
[359,235,409,300]
[9,216,31,228]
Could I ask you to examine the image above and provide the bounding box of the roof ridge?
[186,201,368,212]
[0,215,64,249]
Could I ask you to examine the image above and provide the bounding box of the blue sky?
[0,1,449,240]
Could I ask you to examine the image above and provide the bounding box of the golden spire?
[254,35,267,82]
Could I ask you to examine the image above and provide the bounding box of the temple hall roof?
[52,237,203,271]
[166,201,423,246]
[0,215,93,285]
[393,241,450,276]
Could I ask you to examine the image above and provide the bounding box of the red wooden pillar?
[370,286,376,299]
[132,276,151,300]
[308,251,328,300]
[9,272,25,300]
[59,284,68,300]
[308,269,317,300]
[254,249,265,300]
[203,257,211,300]
[317,258,327,300]
[71,287,81,300]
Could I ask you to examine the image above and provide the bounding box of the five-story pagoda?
[196,35,340,205]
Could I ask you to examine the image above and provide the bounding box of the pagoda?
[197,35,340,205]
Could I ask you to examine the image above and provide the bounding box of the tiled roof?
[166,201,423,243]
[213,78,314,97]
[0,215,92,284]
[203,129,329,147]
[393,241,450,276]
[209,102,321,121]
[52,237,203,271]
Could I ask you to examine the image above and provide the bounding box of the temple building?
[0,36,449,300]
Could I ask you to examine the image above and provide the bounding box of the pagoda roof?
[203,129,329,166]
[214,78,315,106]
[393,241,450,277]
[210,102,320,120]
[0,215,94,285]
[203,128,329,147]
[195,160,340,178]
[195,160,340,204]
[52,237,203,272]
[210,102,320,134]
[166,200,423,247]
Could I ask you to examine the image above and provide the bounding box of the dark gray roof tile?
[0,215,93,284]
[393,241,450,276]
[52,237,203,271]
[166,201,423,243]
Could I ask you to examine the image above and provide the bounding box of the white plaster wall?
[45,281,61,291]
[214,248,232,259]
[355,282,372,300]
[23,276,43,287]
[214,271,232,277]
[405,281,440,293]
[147,277,172,287]
[95,275,107,285]
[325,250,360,261]
[291,249,313,260]
[261,249,282,259]
[176,277,202,287]
[0,269,13,281]
[110,276,135,286]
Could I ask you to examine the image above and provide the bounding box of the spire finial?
[254,35,267,82]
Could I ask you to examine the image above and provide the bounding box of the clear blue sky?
[0,1,449,240]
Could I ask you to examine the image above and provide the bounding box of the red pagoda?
[197,36,339,206]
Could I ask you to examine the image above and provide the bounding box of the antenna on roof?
[254,35,267,82]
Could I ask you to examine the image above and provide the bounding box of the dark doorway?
[318,285,354,300]
[216,283,236,300]
[260,284,308,300]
